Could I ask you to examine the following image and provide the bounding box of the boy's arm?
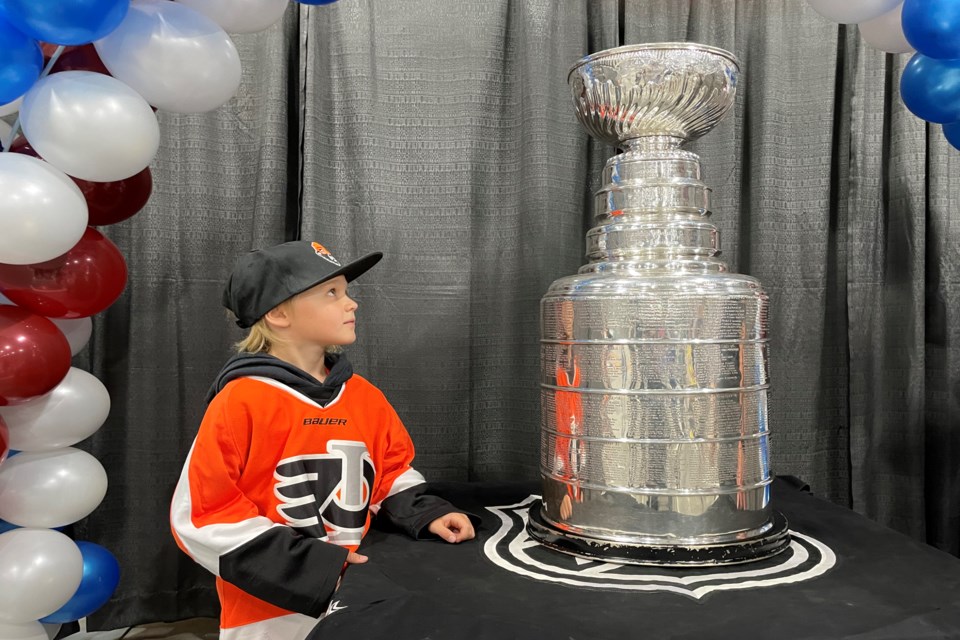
[379,484,470,539]
[370,400,480,539]
[170,395,348,617]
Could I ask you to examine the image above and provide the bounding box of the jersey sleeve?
[369,393,475,539]
[170,386,348,617]
[369,398,427,508]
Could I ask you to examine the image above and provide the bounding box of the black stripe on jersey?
[219,526,348,617]
[380,485,482,539]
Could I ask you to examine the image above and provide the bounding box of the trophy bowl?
[568,43,740,147]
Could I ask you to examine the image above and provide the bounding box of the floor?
[63,618,219,640]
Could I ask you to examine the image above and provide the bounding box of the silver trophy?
[527,43,790,565]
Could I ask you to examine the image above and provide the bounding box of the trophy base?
[526,504,791,567]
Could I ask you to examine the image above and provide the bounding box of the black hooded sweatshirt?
[197,351,478,619]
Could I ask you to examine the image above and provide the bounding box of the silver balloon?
[0,120,11,149]
[0,96,22,117]
[0,621,52,640]
[859,3,914,54]
[0,529,83,624]
[50,317,93,356]
[95,0,242,113]
[0,448,108,528]
[1,368,111,452]
[177,0,290,34]
[528,43,788,566]
[0,154,88,265]
[807,0,901,23]
[20,71,160,182]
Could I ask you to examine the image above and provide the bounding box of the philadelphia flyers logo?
[311,242,341,266]
[274,440,375,546]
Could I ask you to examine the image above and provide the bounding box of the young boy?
[171,240,475,640]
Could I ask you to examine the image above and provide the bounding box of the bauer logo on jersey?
[311,242,341,266]
[274,440,375,546]
[303,417,348,426]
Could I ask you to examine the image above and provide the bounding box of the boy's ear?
[263,304,291,329]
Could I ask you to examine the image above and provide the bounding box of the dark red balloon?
[49,44,110,76]
[79,167,153,225]
[0,305,71,406]
[9,138,37,156]
[0,228,128,319]
[10,139,152,225]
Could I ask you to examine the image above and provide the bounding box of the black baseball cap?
[223,240,383,328]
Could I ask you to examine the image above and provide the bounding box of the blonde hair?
[229,304,342,355]
[234,317,283,354]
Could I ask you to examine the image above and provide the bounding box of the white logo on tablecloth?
[482,495,836,599]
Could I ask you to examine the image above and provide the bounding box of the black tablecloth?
[310,479,960,640]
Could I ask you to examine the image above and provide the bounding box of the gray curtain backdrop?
[74,0,959,629]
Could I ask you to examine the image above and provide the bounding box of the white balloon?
[1,368,111,452]
[807,0,901,23]
[0,621,50,640]
[0,448,108,528]
[95,0,242,113]
[0,529,83,624]
[0,154,88,265]
[859,2,914,53]
[0,97,22,118]
[177,0,289,33]
[0,120,12,149]
[20,71,160,182]
[50,317,93,356]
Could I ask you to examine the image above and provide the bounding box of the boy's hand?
[346,551,368,564]
[428,512,475,543]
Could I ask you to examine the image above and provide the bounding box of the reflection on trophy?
[527,43,790,565]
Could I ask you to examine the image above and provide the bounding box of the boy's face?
[282,275,358,347]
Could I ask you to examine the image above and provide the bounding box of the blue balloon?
[39,542,120,624]
[0,14,41,104]
[0,519,65,533]
[294,0,338,4]
[944,122,960,150]
[0,0,129,46]
[0,517,60,533]
[903,0,960,60]
[900,53,960,123]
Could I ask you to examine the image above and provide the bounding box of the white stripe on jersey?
[246,376,347,409]
[369,466,426,514]
[170,441,285,576]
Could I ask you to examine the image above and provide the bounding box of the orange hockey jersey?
[171,364,453,640]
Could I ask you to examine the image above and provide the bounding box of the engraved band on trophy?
[527,43,790,565]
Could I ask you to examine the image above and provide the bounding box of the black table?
[310,478,960,639]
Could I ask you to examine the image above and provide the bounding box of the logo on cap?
[311,242,341,266]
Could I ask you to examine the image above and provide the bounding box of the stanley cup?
[527,43,790,565]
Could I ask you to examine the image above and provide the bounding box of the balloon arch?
[0,1,332,638]
[807,0,960,149]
